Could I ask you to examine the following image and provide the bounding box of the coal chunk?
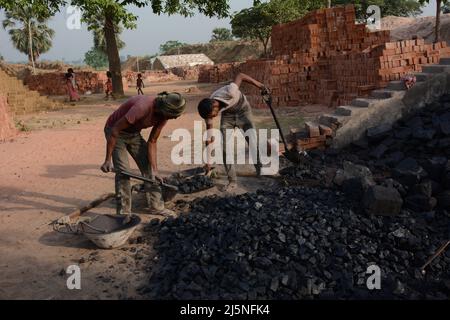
[393,158,427,186]
[362,185,403,216]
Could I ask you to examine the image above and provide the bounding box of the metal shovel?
[261,91,305,164]
[115,169,179,202]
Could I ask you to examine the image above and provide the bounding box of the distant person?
[65,73,80,102]
[137,73,145,95]
[105,71,115,100]
[67,68,77,88]
[101,92,187,217]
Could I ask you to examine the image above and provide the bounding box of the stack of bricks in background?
[198,63,241,83]
[0,94,17,141]
[125,70,181,87]
[330,39,450,105]
[25,72,105,96]
[0,69,61,115]
[198,5,450,109]
[169,66,201,80]
[24,71,130,96]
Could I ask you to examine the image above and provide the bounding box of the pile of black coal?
[165,174,215,194]
[141,96,450,300]
[144,186,449,300]
[320,94,450,216]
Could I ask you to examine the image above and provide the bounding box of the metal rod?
[420,240,450,274]
[263,95,289,150]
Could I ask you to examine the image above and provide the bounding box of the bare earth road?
[0,81,318,299]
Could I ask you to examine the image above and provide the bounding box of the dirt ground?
[0,81,327,300]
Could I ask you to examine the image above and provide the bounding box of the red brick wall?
[24,71,129,96]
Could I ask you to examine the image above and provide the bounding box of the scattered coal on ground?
[166,175,215,194]
[142,96,450,300]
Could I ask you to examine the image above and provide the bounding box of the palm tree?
[2,5,55,73]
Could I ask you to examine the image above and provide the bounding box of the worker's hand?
[101,160,114,173]
[261,86,271,96]
[152,173,164,183]
[204,164,212,175]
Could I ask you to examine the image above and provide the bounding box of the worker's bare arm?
[148,120,167,181]
[101,117,131,172]
[234,72,265,90]
[204,118,215,173]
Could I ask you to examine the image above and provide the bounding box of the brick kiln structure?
[199,5,450,109]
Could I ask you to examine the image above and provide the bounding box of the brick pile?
[0,94,17,141]
[287,122,333,151]
[198,5,450,108]
[24,72,105,96]
[0,69,62,115]
[169,66,201,80]
[329,39,450,106]
[198,63,241,83]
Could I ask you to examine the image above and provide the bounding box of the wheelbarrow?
[53,212,141,249]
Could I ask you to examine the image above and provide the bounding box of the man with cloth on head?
[101,92,186,217]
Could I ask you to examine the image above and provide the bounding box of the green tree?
[2,4,55,73]
[333,0,423,20]
[70,0,230,96]
[231,0,320,57]
[210,27,233,42]
[0,0,64,15]
[419,0,449,42]
[443,3,450,13]
[160,40,187,54]
[84,47,109,69]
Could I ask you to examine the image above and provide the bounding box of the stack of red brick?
[198,63,241,83]
[24,72,105,96]
[169,66,201,80]
[198,5,450,108]
[0,94,17,141]
[329,39,450,105]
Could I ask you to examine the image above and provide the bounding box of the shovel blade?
[283,150,304,164]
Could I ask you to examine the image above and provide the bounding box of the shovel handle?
[114,169,160,185]
[262,94,289,150]
[420,240,450,274]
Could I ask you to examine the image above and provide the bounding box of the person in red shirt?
[101,92,186,217]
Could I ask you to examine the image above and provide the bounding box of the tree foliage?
[68,0,230,95]
[2,4,55,67]
[0,0,64,15]
[333,0,423,19]
[84,47,109,69]
[160,40,187,54]
[2,0,230,93]
[231,0,322,57]
[210,27,233,42]
[92,20,126,54]
[444,3,450,14]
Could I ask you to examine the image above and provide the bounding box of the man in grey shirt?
[198,73,268,191]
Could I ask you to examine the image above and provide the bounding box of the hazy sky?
[0,1,436,63]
